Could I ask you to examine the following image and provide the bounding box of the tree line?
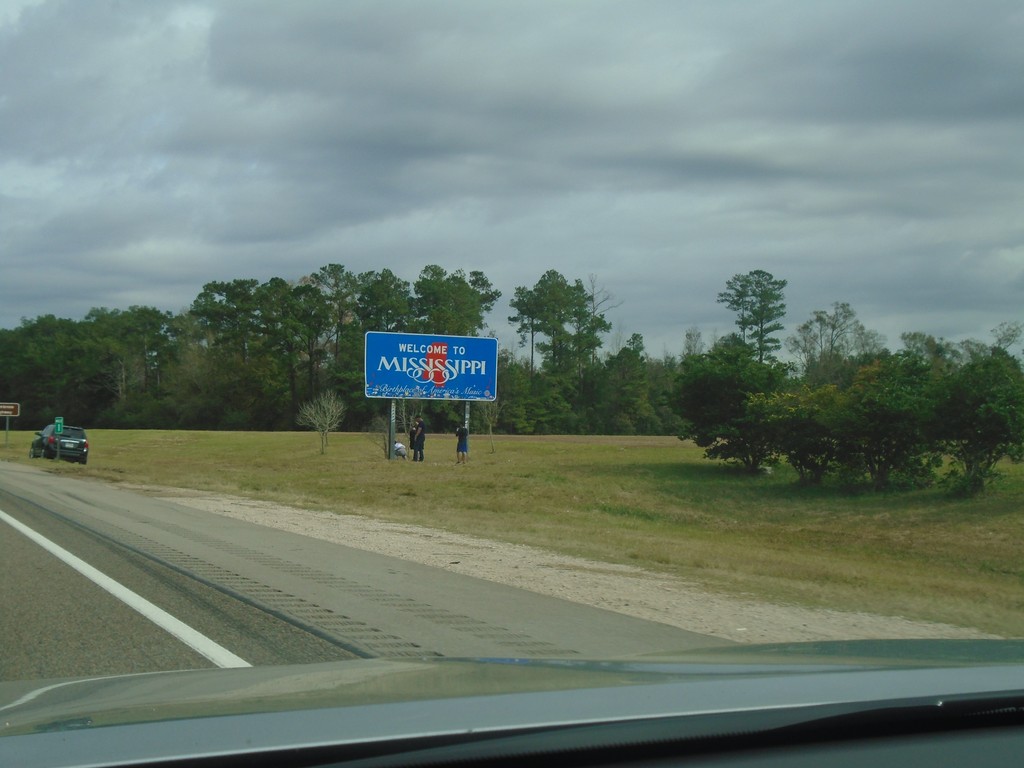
[0,264,661,436]
[678,270,1024,495]
[2,264,1022,493]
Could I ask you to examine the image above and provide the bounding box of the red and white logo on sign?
[423,342,448,387]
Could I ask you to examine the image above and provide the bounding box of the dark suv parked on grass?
[29,424,89,464]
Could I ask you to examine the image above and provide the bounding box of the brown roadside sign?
[0,403,20,417]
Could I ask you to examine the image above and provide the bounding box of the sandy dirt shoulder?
[132,485,999,644]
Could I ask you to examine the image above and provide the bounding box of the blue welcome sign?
[364,332,498,401]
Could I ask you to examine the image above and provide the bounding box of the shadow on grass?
[619,457,1024,525]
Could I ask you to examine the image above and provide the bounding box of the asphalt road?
[1,461,728,683]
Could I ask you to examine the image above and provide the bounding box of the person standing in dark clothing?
[412,417,426,461]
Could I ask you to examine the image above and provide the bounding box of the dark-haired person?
[412,417,426,461]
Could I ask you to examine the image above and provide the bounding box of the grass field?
[3,428,1022,637]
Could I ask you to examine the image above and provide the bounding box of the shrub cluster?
[677,346,1024,496]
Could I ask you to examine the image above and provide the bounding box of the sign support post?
[389,399,397,460]
[1,403,20,448]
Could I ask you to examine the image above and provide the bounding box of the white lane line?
[0,508,251,669]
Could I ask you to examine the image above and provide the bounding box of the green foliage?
[716,269,787,362]
[412,265,500,335]
[599,334,659,435]
[355,268,411,332]
[931,349,1024,496]
[675,341,789,471]
[191,278,261,362]
[831,354,939,491]
[750,386,842,485]
[508,270,612,382]
[682,343,1023,497]
[786,302,886,387]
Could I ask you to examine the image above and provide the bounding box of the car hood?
[3,640,1023,767]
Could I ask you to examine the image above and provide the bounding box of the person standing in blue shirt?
[455,424,469,464]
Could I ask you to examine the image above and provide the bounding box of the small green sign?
[55,416,64,434]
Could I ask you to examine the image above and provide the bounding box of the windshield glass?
[1,1,1022,764]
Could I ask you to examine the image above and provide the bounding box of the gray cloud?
[1,0,1021,356]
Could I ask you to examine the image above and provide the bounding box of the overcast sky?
[2,0,1022,358]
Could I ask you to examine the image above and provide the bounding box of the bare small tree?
[365,414,390,458]
[476,398,503,453]
[683,326,704,357]
[297,391,347,454]
[395,399,414,443]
